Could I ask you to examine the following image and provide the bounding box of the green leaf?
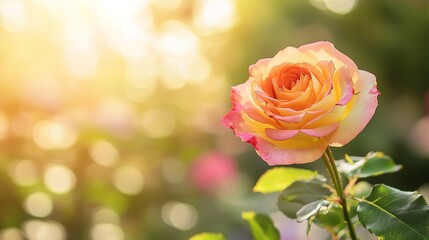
[242,211,280,240]
[314,203,345,228]
[253,167,318,194]
[306,215,315,238]
[296,199,330,223]
[278,180,331,219]
[357,184,429,240]
[359,153,402,178]
[189,233,226,240]
[350,181,372,198]
[336,152,402,178]
[335,155,366,176]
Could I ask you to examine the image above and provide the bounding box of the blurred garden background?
[0,0,428,239]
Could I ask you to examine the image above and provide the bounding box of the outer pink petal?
[249,136,328,165]
[222,84,253,141]
[326,70,379,146]
[249,58,270,78]
[222,83,271,150]
[299,41,358,73]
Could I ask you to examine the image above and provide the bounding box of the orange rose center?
[263,64,311,99]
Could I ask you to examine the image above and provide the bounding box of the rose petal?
[300,122,340,137]
[276,80,316,111]
[265,128,300,140]
[249,58,270,78]
[243,102,280,127]
[250,136,328,165]
[222,84,249,137]
[265,46,319,76]
[326,70,379,146]
[268,111,306,123]
[299,41,358,73]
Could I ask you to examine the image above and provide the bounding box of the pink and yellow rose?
[222,41,379,165]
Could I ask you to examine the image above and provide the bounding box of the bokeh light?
[193,0,236,33]
[161,201,198,230]
[0,228,23,240]
[23,220,66,240]
[32,120,77,150]
[93,208,121,225]
[113,166,144,195]
[23,192,53,218]
[44,165,76,194]
[91,224,124,240]
[8,160,39,186]
[309,0,357,14]
[89,141,120,167]
[324,0,356,15]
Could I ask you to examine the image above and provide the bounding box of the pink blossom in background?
[190,152,238,193]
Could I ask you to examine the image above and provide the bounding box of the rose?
[222,41,379,165]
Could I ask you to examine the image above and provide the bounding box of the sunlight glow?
[62,22,98,79]
[193,0,236,33]
[159,21,200,57]
[0,0,27,32]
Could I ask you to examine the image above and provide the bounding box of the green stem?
[322,146,358,240]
